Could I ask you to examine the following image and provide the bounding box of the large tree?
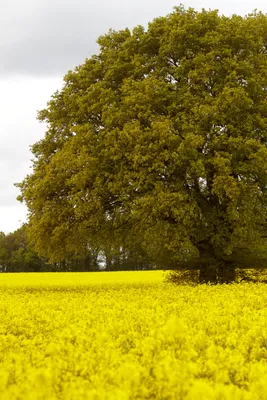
[18,7,267,282]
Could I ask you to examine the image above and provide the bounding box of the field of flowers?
[1,271,267,399]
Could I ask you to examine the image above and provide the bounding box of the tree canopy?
[18,6,267,282]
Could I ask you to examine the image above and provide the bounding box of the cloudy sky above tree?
[1,0,267,233]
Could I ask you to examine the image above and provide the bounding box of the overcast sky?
[1,0,267,234]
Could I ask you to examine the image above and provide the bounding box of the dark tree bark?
[218,262,236,283]
[198,241,236,283]
[199,258,236,284]
[199,260,218,283]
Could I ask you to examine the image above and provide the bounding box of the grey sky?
[2,0,266,77]
[2,0,179,77]
[1,0,267,233]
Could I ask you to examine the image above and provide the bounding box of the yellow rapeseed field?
[1,271,267,399]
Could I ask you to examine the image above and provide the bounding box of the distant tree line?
[0,225,155,272]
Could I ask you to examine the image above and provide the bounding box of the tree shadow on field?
[166,268,267,285]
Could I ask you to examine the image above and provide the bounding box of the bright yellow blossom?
[1,271,267,399]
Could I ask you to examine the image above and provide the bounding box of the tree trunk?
[198,241,236,284]
[199,261,218,283]
[218,262,236,283]
[105,251,112,271]
[198,243,218,283]
[199,258,236,284]
[84,256,91,271]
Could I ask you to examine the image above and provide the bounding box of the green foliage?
[0,227,152,272]
[17,6,267,281]
[0,226,47,272]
